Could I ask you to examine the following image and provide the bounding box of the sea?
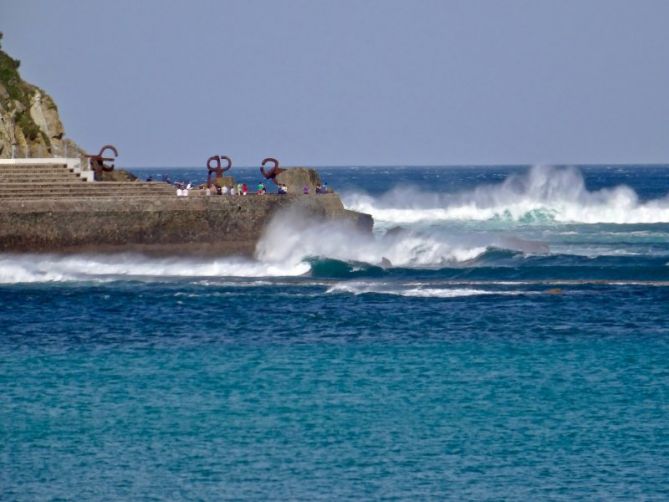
[2,165,668,500]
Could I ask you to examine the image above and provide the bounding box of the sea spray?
[4,166,669,285]
[255,206,492,267]
[343,165,669,224]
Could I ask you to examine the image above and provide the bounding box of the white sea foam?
[0,205,548,285]
[6,165,665,285]
[326,281,527,298]
[0,223,496,284]
[255,206,491,267]
[0,254,310,284]
[342,165,669,224]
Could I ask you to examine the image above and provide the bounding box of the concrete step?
[0,175,84,182]
[0,191,176,196]
[0,168,77,173]
[0,166,71,173]
[0,171,80,177]
[88,182,173,187]
[0,165,72,169]
[0,193,177,200]
[5,190,176,195]
[0,186,175,195]
[0,170,79,175]
[0,172,78,179]
[0,164,67,171]
[0,187,176,197]
[0,181,171,188]
[0,175,181,200]
[0,196,179,203]
[0,184,175,190]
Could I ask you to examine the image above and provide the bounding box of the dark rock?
[100,169,138,182]
[275,168,322,194]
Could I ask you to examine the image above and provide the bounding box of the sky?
[3,0,669,167]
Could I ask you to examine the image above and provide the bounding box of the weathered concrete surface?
[0,194,373,255]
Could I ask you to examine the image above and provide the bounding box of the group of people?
[175,182,192,197]
[206,183,249,196]
[255,183,288,194]
[205,181,330,196]
[148,175,331,197]
[303,182,329,194]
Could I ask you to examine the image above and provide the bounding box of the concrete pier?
[0,161,372,255]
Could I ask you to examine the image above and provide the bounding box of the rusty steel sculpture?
[259,157,286,185]
[207,155,232,187]
[87,145,118,181]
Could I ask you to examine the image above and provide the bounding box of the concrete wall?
[0,194,373,255]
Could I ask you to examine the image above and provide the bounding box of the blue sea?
[2,165,669,500]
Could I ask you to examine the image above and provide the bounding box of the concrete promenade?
[0,161,372,255]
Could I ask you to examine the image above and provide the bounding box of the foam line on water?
[0,254,310,284]
[325,281,529,298]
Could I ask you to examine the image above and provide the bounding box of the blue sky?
[3,0,669,166]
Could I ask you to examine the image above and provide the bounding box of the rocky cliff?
[0,33,84,159]
[275,168,322,193]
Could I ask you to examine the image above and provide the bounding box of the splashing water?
[3,165,669,284]
[255,207,491,268]
[343,165,669,224]
[0,253,311,284]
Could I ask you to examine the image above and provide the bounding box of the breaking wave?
[343,165,669,224]
[326,281,529,298]
[254,206,552,273]
[0,254,311,284]
[0,231,535,285]
[4,165,669,285]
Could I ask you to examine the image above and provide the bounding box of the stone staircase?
[0,162,175,200]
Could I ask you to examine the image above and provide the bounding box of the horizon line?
[128,162,669,169]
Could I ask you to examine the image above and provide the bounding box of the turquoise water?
[2,166,669,499]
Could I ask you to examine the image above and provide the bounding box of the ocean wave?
[254,207,536,270]
[326,281,528,298]
[0,254,310,284]
[342,165,669,224]
[2,249,669,285]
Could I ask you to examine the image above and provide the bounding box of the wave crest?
[255,207,497,269]
[0,254,311,284]
[326,281,528,298]
[343,165,669,224]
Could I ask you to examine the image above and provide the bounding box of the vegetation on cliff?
[0,32,83,158]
